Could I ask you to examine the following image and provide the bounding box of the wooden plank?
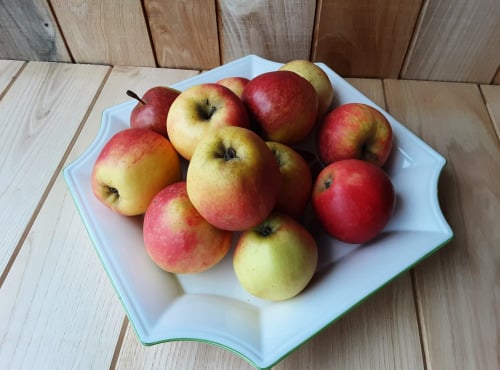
[144,0,219,69]
[402,0,500,83]
[480,84,500,139]
[313,0,422,78]
[114,79,424,370]
[0,60,25,96]
[383,79,499,370]
[493,67,500,84]
[0,66,198,369]
[218,0,316,64]
[49,0,155,66]
[0,62,109,275]
[0,0,71,62]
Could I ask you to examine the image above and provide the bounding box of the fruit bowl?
[63,55,453,369]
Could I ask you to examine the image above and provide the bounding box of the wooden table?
[0,60,498,370]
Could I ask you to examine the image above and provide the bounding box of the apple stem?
[126,90,146,105]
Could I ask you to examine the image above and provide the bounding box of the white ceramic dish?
[63,55,453,369]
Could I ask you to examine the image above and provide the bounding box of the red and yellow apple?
[233,212,318,301]
[312,159,396,244]
[126,86,180,137]
[242,70,318,144]
[316,103,393,167]
[166,83,250,160]
[143,181,233,274]
[186,126,281,231]
[280,59,334,118]
[91,128,181,216]
[216,76,249,99]
[266,141,312,219]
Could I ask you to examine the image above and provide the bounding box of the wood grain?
[114,78,424,370]
[49,0,155,66]
[313,0,422,78]
[480,85,500,140]
[0,0,71,62]
[0,65,198,369]
[0,60,25,97]
[383,79,500,370]
[144,0,220,69]
[402,0,500,83]
[0,62,109,275]
[217,0,316,64]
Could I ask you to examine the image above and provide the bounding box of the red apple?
[233,212,318,301]
[126,86,180,137]
[216,76,249,98]
[186,126,281,231]
[266,141,312,219]
[143,182,233,274]
[166,83,250,160]
[317,102,393,167]
[91,128,182,216]
[312,159,395,244]
[242,70,318,144]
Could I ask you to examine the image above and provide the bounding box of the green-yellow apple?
[280,59,334,118]
[166,83,250,160]
[266,141,312,219]
[91,128,182,216]
[242,70,318,144]
[312,159,396,244]
[233,212,318,301]
[143,181,233,274]
[186,126,281,231]
[317,103,393,167]
[216,77,249,98]
[126,86,180,137]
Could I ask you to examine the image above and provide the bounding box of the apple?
[166,83,250,160]
[91,128,182,216]
[186,126,281,231]
[279,59,334,118]
[266,141,312,219]
[233,212,318,301]
[242,70,318,144]
[216,76,249,98]
[317,103,393,167]
[126,86,180,137]
[312,159,396,244]
[143,181,233,274]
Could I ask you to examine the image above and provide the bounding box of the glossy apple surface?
[312,159,395,244]
[127,86,180,137]
[216,76,249,98]
[186,126,281,231]
[91,128,181,216]
[280,59,334,118]
[266,141,312,219]
[242,70,318,144]
[143,182,233,274]
[317,103,393,167]
[167,83,250,160]
[233,212,318,301]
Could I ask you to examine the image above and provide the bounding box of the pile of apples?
[91,59,395,302]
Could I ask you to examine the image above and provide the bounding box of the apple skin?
[280,59,334,118]
[166,83,250,160]
[312,159,396,244]
[266,141,313,219]
[233,212,318,301]
[143,181,233,274]
[128,86,180,137]
[317,103,393,167]
[216,77,249,98]
[186,126,282,231]
[242,70,318,144]
[91,128,182,216]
